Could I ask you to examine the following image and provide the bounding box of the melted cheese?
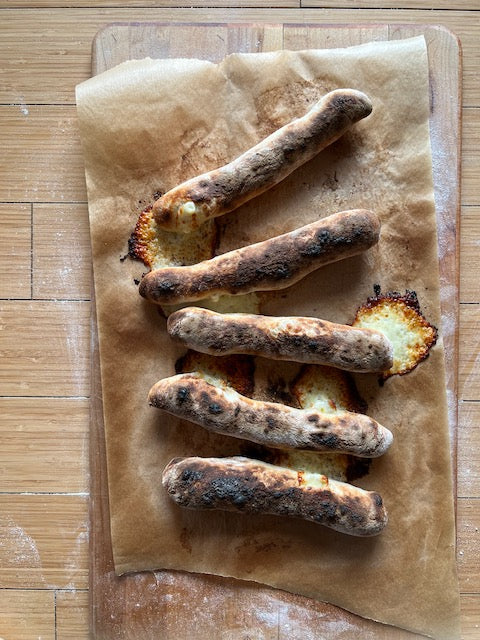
[162,292,260,318]
[353,298,437,377]
[292,365,358,414]
[272,450,352,483]
[178,201,197,218]
[131,206,216,269]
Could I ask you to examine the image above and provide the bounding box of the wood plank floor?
[0,3,478,638]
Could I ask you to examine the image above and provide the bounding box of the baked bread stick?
[167,307,393,373]
[139,209,380,305]
[153,89,372,232]
[162,456,388,536]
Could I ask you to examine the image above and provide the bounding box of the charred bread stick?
[153,89,372,232]
[168,308,393,373]
[162,456,388,536]
[139,209,380,305]
[149,373,393,458]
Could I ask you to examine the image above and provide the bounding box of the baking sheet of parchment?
[76,36,460,639]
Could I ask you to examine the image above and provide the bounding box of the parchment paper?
[76,36,460,639]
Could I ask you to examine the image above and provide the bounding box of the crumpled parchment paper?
[76,35,460,639]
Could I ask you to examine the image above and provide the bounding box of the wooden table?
[0,3,478,639]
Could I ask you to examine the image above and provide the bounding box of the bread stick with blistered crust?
[153,89,372,232]
[168,308,393,373]
[149,373,393,457]
[162,456,388,536]
[139,209,380,305]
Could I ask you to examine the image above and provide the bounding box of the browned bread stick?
[162,456,388,536]
[153,89,372,232]
[149,373,393,458]
[139,209,380,305]
[167,307,393,373]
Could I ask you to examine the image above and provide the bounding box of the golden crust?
[139,209,380,305]
[128,205,156,267]
[352,289,437,380]
[162,456,388,536]
[128,204,217,270]
[167,307,393,373]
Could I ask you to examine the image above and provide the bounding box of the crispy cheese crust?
[353,289,438,379]
[152,89,372,232]
[162,456,388,536]
[175,350,255,397]
[149,373,393,458]
[167,307,393,373]
[139,209,380,305]
[128,205,217,270]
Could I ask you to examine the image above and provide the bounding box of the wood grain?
[0,589,55,640]
[457,497,480,593]
[33,203,91,300]
[0,203,31,300]
[0,495,88,589]
[0,10,478,105]
[301,0,480,9]
[56,589,89,640]
[0,300,90,397]
[3,0,479,7]
[460,594,480,640]
[91,22,284,74]
[458,401,480,498]
[0,105,86,203]
[4,0,300,6]
[460,206,480,302]
[459,304,480,401]
[283,23,389,48]
[0,397,89,493]
[462,109,480,206]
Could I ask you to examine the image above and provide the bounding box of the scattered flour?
[0,516,44,585]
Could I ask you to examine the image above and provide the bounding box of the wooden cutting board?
[89,23,461,639]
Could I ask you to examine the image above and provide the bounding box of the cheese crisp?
[353,289,437,379]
